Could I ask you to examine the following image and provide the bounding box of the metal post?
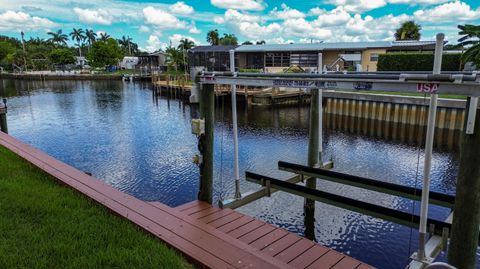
[317,53,324,163]
[448,97,480,269]
[0,98,7,134]
[418,33,444,260]
[198,83,214,204]
[230,50,241,199]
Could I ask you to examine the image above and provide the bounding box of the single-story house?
[188,41,440,73]
[120,57,139,69]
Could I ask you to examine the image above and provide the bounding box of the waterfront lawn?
[0,145,192,269]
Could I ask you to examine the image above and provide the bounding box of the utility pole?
[448,97,480,269]
[198,83,214,204]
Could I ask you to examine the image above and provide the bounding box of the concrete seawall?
[323,92,467,150]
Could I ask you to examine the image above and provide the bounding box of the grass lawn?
[0,145,193,269]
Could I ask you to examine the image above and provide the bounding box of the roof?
[234,40,439,52]
[189,45,239,53]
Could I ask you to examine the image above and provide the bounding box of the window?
[265,52,290,67]
[290,53,318,67]
[370,53,379,62]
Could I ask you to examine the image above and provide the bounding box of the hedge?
[377,53,462,71]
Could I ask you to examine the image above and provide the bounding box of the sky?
[0,0,479,52]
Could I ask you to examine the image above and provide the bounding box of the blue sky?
[0,0,479,52]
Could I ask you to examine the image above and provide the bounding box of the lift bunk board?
[200,72,480,97]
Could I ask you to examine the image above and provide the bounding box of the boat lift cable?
[219,92,225,201]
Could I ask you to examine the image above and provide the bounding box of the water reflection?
[1,79,465,269]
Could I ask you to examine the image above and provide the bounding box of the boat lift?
[194,33,480,269]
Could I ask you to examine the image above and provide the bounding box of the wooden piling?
[448,97,480,269]
[198,83,215,204]
[304,90,320,240]
[0,99,7,134]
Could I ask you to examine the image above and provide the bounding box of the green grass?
[0,145,193,269]
[336,89,466,100]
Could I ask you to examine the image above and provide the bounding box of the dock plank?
[0,132,373,269]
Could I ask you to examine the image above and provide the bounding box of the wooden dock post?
[448,97,480,269]
[305,89,320,240]
[198,83,215,204]
[0,98,7,134]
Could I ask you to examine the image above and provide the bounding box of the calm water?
[0,79,474,268]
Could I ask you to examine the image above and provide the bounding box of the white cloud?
[270,3,305,20]
[414,1,480,22]
[282,18,332,39]
[0,10,56,32]
[189,25,201,34]
[326,0,387,13]
[388,0,449,4]
[143,6,188,29]
[145,35,166,52]
[214,16,225,24]
[313,7,351,27]
[73,7,113,25]
[169,2,194,15]
[139,25,150,33]
[211,0,266,11]
[169,34,200,47]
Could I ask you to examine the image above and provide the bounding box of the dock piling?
[198,83,214,204]
[0,98,7,134]
[448,97,480,269]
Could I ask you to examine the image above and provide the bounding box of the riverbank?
[0,72,123,80]
[0,145,192,269]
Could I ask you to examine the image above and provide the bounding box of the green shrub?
[377,53,462,71]
[239,68,262,73]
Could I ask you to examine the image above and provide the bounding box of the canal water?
[0,79,475,268]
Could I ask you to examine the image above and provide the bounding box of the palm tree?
[70,28,85,57]
[178,38,195,51]
[206,29,219,45]
[47,29,68,46]
[394,21,421,40]
[166,46,183,74]
[219,33,238,45]
[85,29,97,52]
[99,32,111,42]
[458,24,480,67]
[118,35,133,55]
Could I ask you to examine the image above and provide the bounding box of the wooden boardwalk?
[0,132,374,269]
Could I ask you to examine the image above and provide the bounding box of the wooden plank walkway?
[0,132,374,269]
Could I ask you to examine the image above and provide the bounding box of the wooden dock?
[0,132,374,269]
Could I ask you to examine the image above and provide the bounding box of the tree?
[47,29,68,46]
[219,33,238,45]
[242,41,253,45]
[0,41,16,63]
[118,35,133,55]
[69,28,85,57]
[166,46,184,74]
[85,29,97,51]
[86,38,123,68]
[49,48,75,65]
[256,40,266,45]
[99,33,111,42]
[178,38,195,50]
[458,24,480,67]
[394,21,421,41]
[206,29,219,45]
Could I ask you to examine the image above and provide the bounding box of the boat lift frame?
[197,33,480,269]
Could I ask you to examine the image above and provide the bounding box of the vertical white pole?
[317,52,324,162]
[230,49,241,199]
[418,33,444,260]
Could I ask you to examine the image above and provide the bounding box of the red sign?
[417,83,439,93]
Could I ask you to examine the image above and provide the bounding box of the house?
[188,45,239,71]
[187,41,439,73]
[120,56,139,70]
[138,52,167,72]
[75,56,88,68]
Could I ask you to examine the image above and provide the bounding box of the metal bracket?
[410,252,435,265]
[466,97,478,135]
